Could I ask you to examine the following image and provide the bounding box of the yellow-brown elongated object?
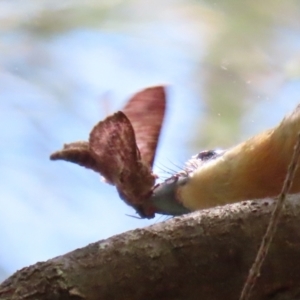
[151,104,300,213]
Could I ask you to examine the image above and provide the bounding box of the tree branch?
[1,196,300,300]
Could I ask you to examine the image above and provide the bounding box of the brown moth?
[50,86,166,218]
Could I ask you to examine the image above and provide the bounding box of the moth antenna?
[125,214,143,219]
[154,214,165,223]
[166,157,186,169]
[156,162,179,174]
[154,163,175,175]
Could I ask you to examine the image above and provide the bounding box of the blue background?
[1,0,300,280]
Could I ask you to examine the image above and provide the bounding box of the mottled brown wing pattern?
[89,111,140,185]
[50,141,102,175]
[122,86,166,167]
[89,111,156,209]
[50,86,166,218]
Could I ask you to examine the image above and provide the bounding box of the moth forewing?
[50,141,103,175]
[122,86,166,167]
[89,112,139,185]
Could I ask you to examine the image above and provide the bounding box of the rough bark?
[1,195,300,300]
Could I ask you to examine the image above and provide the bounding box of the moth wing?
[50,141,103,175]
[122,86,166,167]
[89,111,140,185]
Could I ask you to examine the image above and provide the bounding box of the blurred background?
[1,0,300,281]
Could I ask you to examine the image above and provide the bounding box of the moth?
[50,86,166,218]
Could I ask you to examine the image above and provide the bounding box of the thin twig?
[239,132,300,300]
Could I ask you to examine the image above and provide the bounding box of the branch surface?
[1,196,300,300]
